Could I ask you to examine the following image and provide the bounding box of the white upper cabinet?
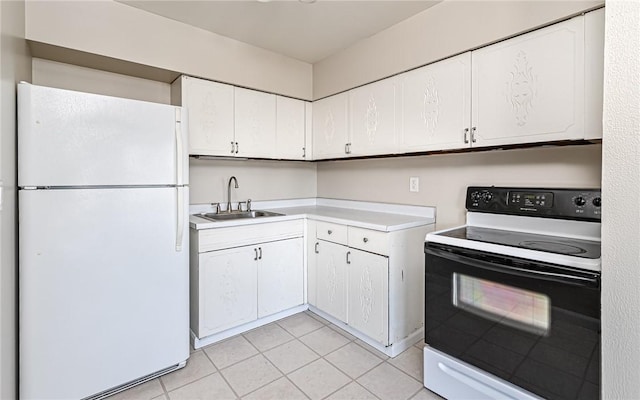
[234,87,277,158]
[584,8,605,140]
[312,93,349,160]
[276,96,307,160]
[174,76,235,156]
[471,16,585,147]
[399,52,472,152]
[349,78,398,156]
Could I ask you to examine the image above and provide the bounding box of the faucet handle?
[237,201,245,212]
[215,203,222,213]
[247,199,252,212]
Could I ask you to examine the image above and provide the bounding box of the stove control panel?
[466,187,601,221]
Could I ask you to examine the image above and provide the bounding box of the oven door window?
[425,243,601,400]
[454,273,550,336]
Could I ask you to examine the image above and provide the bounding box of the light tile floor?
[108,311,444,400]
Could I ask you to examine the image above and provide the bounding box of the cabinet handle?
[363,237,369,243]
[346,251,351,264]
[347,143,352,154]
[345,143,349,154]
[258,247,262,260]
[463,128,469,144]
[327,230,332,235]
[302,147,306,158]
[471,127,477,143]
[231,141,235,154]
[315,242,319,254]
[254,248,258,261]
[235,142,239,154]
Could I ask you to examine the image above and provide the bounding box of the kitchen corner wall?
[601,1,640,398]
[317,144,602,230]
[0,0,31,398]
[189,159,317,205]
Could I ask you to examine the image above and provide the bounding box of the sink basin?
[197,210,284,222]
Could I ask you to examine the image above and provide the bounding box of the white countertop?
[190,198,436,232]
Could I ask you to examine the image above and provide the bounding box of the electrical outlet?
[409,177,419,192]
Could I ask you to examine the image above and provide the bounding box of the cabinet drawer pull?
[254,248,258,261]
[258,247,262,260]
[463,128,469,144]
[346,251,351,264]
[363,237,369,243]
[235,142,239,154]
[328,230,332,235]
[231,141,235,154]
[471,127,477,143]
[315,242,319,254]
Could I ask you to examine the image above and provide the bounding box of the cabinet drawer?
[197,219,304,253]
[316,221,348,245]
[348,226,389,256]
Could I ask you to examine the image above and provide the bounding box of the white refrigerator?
[18,83,190,399]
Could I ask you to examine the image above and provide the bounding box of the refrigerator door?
[18,83,188,187]
[19,187,189,400]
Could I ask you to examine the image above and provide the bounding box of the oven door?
[424,242,600,400]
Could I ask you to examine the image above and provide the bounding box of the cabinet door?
[312,93,349,159]
[257,238,304,318]
[348,249,389,345]
[198,246,257,337]
[315,240,348,323]
[182,76,235,156]
[235,87,276,158]
[471,16,585,147]
[399,52,471,152]
[276,96,306,160]
[349,78,398,156]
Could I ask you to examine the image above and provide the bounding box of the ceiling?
[118,0,440,64]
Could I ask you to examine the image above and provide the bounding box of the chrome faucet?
[227,176,239,213]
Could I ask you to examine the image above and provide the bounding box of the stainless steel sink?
[197,210,283,222]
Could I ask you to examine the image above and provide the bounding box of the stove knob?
[471,191,481,201]
[482,192,493,203]
[574,196,586,207]
[592,197,601,207]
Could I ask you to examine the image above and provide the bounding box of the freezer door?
[18,83,189,187]
[19,187,189,400]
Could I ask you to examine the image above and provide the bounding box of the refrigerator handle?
[175,107,185,252]
[176,186,185,252]
[175,108,185,186]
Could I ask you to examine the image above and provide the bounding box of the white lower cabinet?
[311,221,430,354]
[257,238,304,318]
[347,249,389,345]
[199,246,257,337]
[190,220,305,343]
[316,240,348,323]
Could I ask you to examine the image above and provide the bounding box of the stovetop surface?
[439,226,601,259]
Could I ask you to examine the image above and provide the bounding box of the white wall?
[317,145,602,229]
[25,0,312,100]
[32,58,171,104]
[601,1,640,398]
[0,0,31,397]
[189,159,317,205]
[313,0,602,99]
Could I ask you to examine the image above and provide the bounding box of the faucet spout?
[227,176,239,213]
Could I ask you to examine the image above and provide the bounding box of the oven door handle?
[426,246,600,288]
